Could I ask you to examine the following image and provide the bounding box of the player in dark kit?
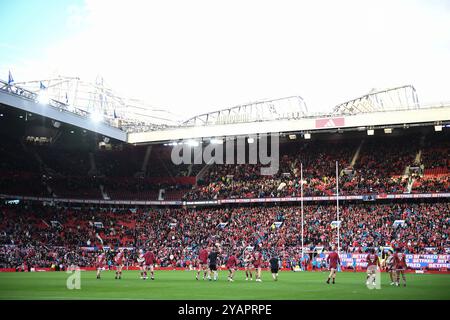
[226,253,238,282]
[366,249,380,286]
[196,248,209,280]
[144,250,156,280]
[269,254,279,281]
[326,245,340,284]
[208,248,219,281]
[393,248,407,287]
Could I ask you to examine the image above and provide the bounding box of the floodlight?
[288,134,297,140]
[304,133,311,139]
[367,129,374,135]
[384,128,392,134]
[90,112,103,123]
[434,125,442,132]
[210,138,223,144]
[247,137,255,144]
[37,92,50,105]
[186,140,200,147]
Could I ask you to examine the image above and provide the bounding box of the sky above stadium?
[1,0,449,119]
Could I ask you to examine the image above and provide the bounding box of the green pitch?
[0,270,449,300]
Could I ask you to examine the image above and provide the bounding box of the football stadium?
[1,78,449,300]
[0,0,449,306]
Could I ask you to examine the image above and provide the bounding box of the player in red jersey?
[196,248,209,280]
[226,253,238,282]
[366,249,380,286]
[326,245,341,284]
[253,251,263,282]
[96,251,106,279]
[114,249,125,279]
[144,250,156,280]
[137,249,146,279]
[243,251,254,281]
[393,248,407,287]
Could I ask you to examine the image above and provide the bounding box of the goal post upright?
[336,160,340,254]
[300,162,304,258]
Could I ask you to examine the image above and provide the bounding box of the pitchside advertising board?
[316,253,450,269]
[3,192,450,205]
[74,246,448,270]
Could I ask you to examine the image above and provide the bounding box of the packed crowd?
[0,131,448,201]
[183,135,449,200]
[1,201,448,269]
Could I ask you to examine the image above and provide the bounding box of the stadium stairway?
[414,150,422,165]
[88,152,97,176]
[100,184,110,200]
[95,233,104,246]
[406,176,414,193]
[22,142,56,197]
[406,137,426,193]
[350,140,364,168]
[141,145,152,175]
[195,156,215,184]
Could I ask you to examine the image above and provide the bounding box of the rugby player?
[366,248,380,286]
[326,245,340,284]
[208,247,219,281]
[96,250,106,279]
[253,251,263,282]
[269,254,279,281]
[393,248,407,287]
[137,249,146,279]
[244,251,254,281]
[144,249,156,280]
[114,249,124,279]
[196,247,209,280]
[226,252,238,282]
[384,250,395,285]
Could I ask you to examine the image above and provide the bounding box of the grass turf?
[0,270,449,300]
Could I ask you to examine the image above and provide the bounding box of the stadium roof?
[182,96,308,127]
[331,85,419,115]
[1,77,449,144]
[12,76,181,132]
